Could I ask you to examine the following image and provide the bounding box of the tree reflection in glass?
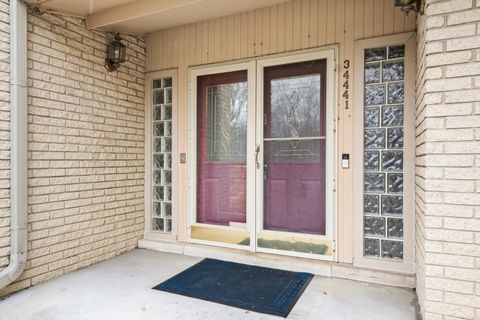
[268,75,321,139]
[206,82,248,162]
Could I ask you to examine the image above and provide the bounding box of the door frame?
[255,49,338,261]
[188,61,257,252]
[187,47,338,260]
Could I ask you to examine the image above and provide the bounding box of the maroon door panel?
[198,165,246,225]
[263,60,327,235]
[196,71,248,226]
[264,161,326,234]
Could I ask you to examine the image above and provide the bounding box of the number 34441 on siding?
[343,59,350,110]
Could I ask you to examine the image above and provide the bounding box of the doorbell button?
[342,154,349,169]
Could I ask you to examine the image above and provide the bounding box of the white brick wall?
[0,7,145,295]
[416,0,480,319]
[0,0,10,274]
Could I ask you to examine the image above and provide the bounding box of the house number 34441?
[343,59,350,110]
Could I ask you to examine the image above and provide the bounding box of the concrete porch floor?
[0,249,417,320]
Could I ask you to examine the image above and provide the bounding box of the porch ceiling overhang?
[24,0,290,34]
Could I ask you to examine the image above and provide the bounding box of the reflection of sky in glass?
[269,75,321,139]
[206,82,248,161]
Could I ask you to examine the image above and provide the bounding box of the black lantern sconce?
[394,0,424,15]
[105,33,126,72]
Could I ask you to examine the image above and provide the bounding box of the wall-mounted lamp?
[394,0,424,15]
[105,33,126,72]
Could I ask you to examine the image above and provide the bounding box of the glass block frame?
[145,69,177,240]
[152,78,173,233]
[363,45,405,260]
[353,33,415,273]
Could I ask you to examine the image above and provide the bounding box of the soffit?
[25,0,290,34]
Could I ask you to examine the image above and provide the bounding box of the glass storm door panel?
[263,60,327,236]
[194,70,250,246]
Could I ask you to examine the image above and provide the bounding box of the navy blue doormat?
[153,258,313,318]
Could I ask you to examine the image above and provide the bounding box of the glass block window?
[152,77,173,233]
[363,45,405,260]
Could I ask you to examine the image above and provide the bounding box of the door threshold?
[138,238,415,288]
[139,237,332,276]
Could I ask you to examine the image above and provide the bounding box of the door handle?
[255,144,260,169]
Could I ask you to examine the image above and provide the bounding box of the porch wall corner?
[415,0,480,319]
[0,4,147,297]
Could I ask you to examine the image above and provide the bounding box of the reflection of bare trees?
[208,82,248,161]
[229,83,248,128]
[205,75,320,162]
[285,91,300,138]
[219,83,247,153]
[271,75,321,138]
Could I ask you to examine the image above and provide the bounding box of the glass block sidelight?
[364,63,381,84]
[387,218,403,239]
[381,195,403,215]
[364,195,379,214]
[364,238,380,257]
[365,47,386,62]
[364,151,379,170]
[363,45,406,260]
[382,61,404,82]
[364,173,385,193]
[387,173,403,193]
[364,129,385,149]
[364,84,385,106]
[382,105,404,126]
[152,77,173,233]
[382,151,403,171]
[364,107,380,127]
[387,128,404,149]
[388,83,404,104]
[381,240,403,259]
[364,216,385,237]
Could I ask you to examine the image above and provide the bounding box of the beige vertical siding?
[146,0,415,70]
[145,0,416,264]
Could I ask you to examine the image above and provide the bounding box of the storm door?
[189,62,256,249]
[255,51,336,260]
[189,51,336,260]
